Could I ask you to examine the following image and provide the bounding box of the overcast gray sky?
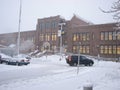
[0,0,117,34]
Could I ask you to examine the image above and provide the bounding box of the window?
[73,32,90,41]
[52,21,58,29]
[117,46,120,54]
[86,33,90,40]
[100,31,120,40]
[73,34,76,41]
[100,46,104,54]
[113,45,116,54]
[117,31,120,40]
[72,45,90,54]
[51,33,57,41]
[80,46,82,53]
[82,46,86,53]
[100,32,104,40]
[108,32,113,40]
[73,34,77,41]
[39,34,44,41]
[45,33,50,41]
[45,22,50,29]
[41,23,45,30]
[82,33,86,41]
[105,32,108,40]
[86,46,90,53]
[73,33,79,41]
[39,23,42,30]
[73,45,77,53]
[113,31,116,40]
[100,45,120,55]
[108,46,112,54]
[104,46,108,54]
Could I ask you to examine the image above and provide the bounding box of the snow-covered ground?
[0,55,120,90]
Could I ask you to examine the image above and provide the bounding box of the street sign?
[58,30,61,37]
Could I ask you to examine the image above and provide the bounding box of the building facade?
[0,30,35,53]
[0,15,120,59]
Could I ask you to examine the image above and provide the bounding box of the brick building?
[0,15,120,59]
[0,30,35,53]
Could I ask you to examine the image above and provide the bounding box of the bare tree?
[100,0,120,21]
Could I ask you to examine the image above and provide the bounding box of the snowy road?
[0,61,68,84]
[0,55,78,85]
[0,55,120,90]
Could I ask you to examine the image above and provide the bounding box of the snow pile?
[0,55,120,90]
[0,53,12,58]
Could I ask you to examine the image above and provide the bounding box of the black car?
[66,55,94,66]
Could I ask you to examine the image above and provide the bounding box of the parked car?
[66,55,94,66]
[0,56,31,66]
[7,57,30,66]
[0,58,9,64]
[0,54,11,64]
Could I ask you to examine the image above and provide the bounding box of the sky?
[0,0,117,34]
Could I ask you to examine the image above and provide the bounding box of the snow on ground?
[0,54,120,90]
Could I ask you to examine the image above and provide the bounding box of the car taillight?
[68,56,71,61]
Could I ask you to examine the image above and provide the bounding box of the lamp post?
[58,21,66,58]
[17,0,22,56]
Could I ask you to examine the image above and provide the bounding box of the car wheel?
[69,63,74,66]
[74,63,77,66]
[89,62,93,66]
[0,61,2,64]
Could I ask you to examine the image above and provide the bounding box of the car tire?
[74,63,77,66]
[69,63,74,66]
[0,61,2,64]
[89,62,93,66]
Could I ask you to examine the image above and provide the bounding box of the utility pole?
[17,0,22,56]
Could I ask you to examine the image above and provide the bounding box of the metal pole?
[59,22,66,57]
[60,25,62,55]
[116,30,117,61]
[17,0,22,56]
[77,42,81,74]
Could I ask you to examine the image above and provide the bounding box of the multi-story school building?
[0,15,119,59]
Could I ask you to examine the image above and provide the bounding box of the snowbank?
[0,53,12,58]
